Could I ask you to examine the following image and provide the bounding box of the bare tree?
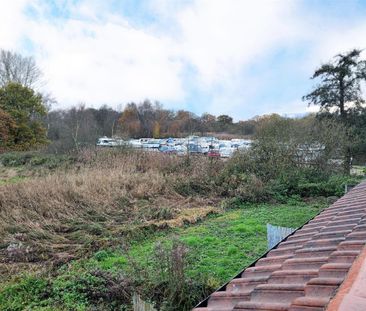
[0,49,42,88]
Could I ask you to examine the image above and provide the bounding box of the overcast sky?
[1,0,366,120]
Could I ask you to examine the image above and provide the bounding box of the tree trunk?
[339,77,345,119]
[339,77,351,175]
[343,146,351,175]
[71,121,80,152]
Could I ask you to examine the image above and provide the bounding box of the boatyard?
[96,136,253,158]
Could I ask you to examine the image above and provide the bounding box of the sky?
[1,0,366,120]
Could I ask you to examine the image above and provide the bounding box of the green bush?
[93,250,113,262]
[29,156,48,166]
[0,268,133,311]
[218,149,363,204]
[296,175,362,197]
[0,152,74,169]
[0,276,51,311]
[0,152,33,166]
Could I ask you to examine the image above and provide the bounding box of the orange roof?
[193,181,366,311]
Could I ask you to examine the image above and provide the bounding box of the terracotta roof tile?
[326,243,366,311]
[193,181,366,311]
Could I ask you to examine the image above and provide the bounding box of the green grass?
[0,201,326,310]
[0,176,26,186]
[117,201,325,284]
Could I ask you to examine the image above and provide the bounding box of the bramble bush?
[0,152,74,169]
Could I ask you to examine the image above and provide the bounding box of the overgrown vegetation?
[0,147,361,309]
[0,146,361,269]
[0,47,365,310]
[0,152,74,169]
[0,202,326,311]
[0,150,222,272]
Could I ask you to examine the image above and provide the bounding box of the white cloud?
[176,1,297,85]
[0,0,28,50]
[24,2,185,108]
[1,0,366,119]
[168,0,304,118]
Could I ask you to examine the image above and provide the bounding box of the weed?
[0,201,326,310]
[0,147,360,309]
[0,151,217,268]
[0,276,51,311]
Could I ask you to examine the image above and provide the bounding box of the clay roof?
[193,181,366,311]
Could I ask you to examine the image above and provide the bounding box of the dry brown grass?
[0,149,223,277]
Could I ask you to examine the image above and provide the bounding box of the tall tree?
[119,103,142,138]
[200,113,216,133]
[155,107,174,137]
[237,120,256,136]
[303,49,366,174]
[0,49,42,88]
[217,114,233,132]
[91,105,120,137]
[138,100,155,137]
[0,82,47,150]
[174,110,198,134]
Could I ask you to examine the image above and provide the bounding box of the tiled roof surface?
[326,240,366,310]
[193,181,366,311]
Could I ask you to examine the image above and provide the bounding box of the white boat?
[129,139,143,148]
[96,137,118,147]
[142,139,161,149]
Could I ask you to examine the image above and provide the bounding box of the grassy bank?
[0,201,326,311]
[0,150,222,276]
[124,201,326,283]
[0,149,361,310]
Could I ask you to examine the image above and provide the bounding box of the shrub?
[0,152,33,166]
[94,250,112,262]
[135,239,213,311]
[219,148,363,204]
[174,178,212,196]
[52,268,132,310]
[296,174,362,197]
[0,276,51,311]
[0,152,73,169]
[222,173,270,203]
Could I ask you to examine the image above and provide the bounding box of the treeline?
[54,99,358,154]
[46,102,366,165]
[47,104,119,152]
[0,79,293,153]
[0,49,263,153]
[46,100,270,151]
[118,101,257,137]
[1,48,366,172]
